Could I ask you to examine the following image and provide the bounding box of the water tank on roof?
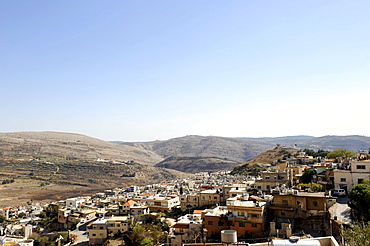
[221,230,237,244]
[272,237,320,246]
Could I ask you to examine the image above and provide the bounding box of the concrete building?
[145,195,180,214]
[180,193,200,209]
[199,190,222,207]
[226,196,268,238]
[106,216,129,236]
[201,206,229,237]
[171,213,203,246]
[269,190,336,236]
[88,219,108,245]
[254,170,290,193]
[334,159,370,191]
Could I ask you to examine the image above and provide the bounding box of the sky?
[1,1,370,142]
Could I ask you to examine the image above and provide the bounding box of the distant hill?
[0,131,163,165]
[244,136,315,147]
[2,132,370,186]
[155,156,240,173]
[118,135,275,163]
[4,131,370,206]
[245,135,370,152]
[0,132,191,205]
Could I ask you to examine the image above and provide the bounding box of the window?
[265,176,270,180]
[257,186,262,189]
[239,222,245,227]
[280,211,285,216]
[238,211,244,216]
[340,178,346,182]
[252,223,257,228]
[357,165,366,169]
[266,185,270,189]
[92,234,96,237]
[250,214,259,218]
[282,200,288,205]
[208,221,213,225]
[313,201,318,206]
[214,196,217,200]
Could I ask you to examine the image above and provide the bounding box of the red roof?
[193,210,203,214]
[123,200,136,206]
[172,224,189,229]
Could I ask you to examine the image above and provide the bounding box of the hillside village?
[2,147,370,246]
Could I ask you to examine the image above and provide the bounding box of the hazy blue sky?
[1,1,370,141]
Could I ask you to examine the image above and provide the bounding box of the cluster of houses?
[1,149,370,246]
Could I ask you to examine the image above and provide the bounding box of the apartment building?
[179,193,200,209]
[130,203,150,216]
[171,214,203,246]
[254,170,290,192]
[66,197,87,208]
[334,158,370,191]
[269,190,336,234]
[226,196,268,237]
[199,190,222,206]
[88,219,108,245]
[88,216,129,245]
[201,206,229,237]
[145,195,180,214]
[106,216,129,235]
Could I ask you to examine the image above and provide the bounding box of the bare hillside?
[0,131,163,165]
[119,135,275,162]
[155,156,240,173]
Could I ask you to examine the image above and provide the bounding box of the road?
[70,220,92,246]
[329,196,353,224]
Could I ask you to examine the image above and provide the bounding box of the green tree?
[140,238,154,246]
[327,148,356,160]
[297,182,323,192]
[302,149,330,158]
[348,180,370,221]
[299,169,316,184]
[341,222,370,246]
[124,217,163,246]
[18,212,26,218]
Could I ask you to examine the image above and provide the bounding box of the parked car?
[332,189,346,197]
